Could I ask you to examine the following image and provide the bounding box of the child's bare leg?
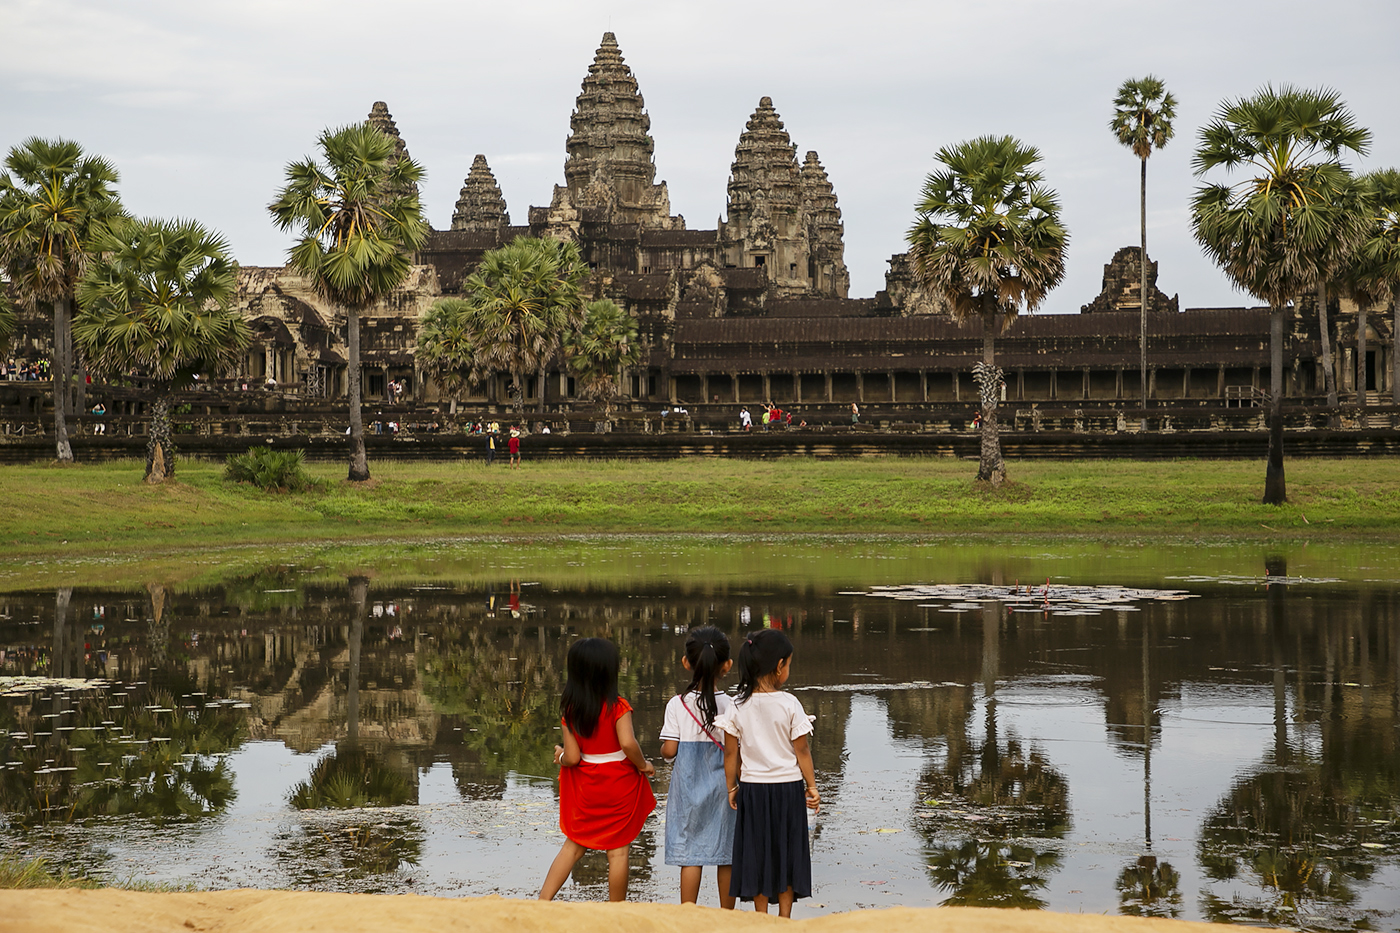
[777,886,795,918]
[679,866,702,904]
[753,894,770,914]
[716,865,736,910]
[606,845,631,902]
[538,839,586,900]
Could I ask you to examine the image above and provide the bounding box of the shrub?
[225,446,316,492]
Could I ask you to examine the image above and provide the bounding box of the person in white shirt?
[659,626,737,909]
[715,629,818,917]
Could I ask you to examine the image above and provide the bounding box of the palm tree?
[457,236,589,419]
[0,289,14,346]
[1110,76,1178,417]
[74,217,250,482]
[1191,85,1371,505]
[907,136,1069,485]
[1311,175,1373,412]
[563,299,640,430]
[1342,169,1400,408]
[0,137,123,462]
[268,122,428,481]
[416,297,477,413]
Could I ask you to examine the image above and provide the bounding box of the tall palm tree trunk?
[1264,303,1287,505]
[53,297,73,462]
[977,305,1005,486]
[145,394,174,483]
[1317,281,1338,408]
[511,366,525,421]
[346,309,370,481]
[1393,296,1399,405]
[1139,156,1149,422]
[1356,302,1368,408]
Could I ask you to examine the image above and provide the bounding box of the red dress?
[559,698,656,850]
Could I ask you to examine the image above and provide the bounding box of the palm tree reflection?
[917,605,1070,907]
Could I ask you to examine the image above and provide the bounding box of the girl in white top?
[659,626,737,908]
[715,629,818,918]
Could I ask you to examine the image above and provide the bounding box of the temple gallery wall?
[6,33,1394,421]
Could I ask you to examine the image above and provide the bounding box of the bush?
[225,446,316,492]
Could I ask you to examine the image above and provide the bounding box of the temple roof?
[451,154,510,231]
[366,101,418,198]
[367,101,409,160]
[725,97,802,220]
[800,151,842,237]
[563,33,658,205]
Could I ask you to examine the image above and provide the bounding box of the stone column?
[264,347,275,384]
[701,374,709,404]
[762,373,771,403]
[953,372,960,402]
[1082,367,1091,400]
[1217,365,1226,399]
[795,373,803,403]
[1050,370,1057,401]
[920,371,928,402]
[670,376,678,405]
[825,372,833,402]
[856,373,865,403]
[1115,367,1123,400]
[731,372,740,403]
[1182,366,1191,399]
[887,372,895,403]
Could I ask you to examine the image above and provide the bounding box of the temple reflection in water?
[1,561,1397,923]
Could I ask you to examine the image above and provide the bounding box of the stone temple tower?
[450,155,510,232]
[542,32,678,231]
[721,97,844,298]
[800,150,850,299]
[365,101,418,198]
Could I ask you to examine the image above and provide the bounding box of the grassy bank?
[2,456,1397,558]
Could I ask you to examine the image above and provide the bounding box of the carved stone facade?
[1080,246,1179,314]
[197,32,1390,411]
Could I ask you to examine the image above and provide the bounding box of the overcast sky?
[4,0,1398,312]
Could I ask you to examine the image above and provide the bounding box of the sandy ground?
[0,890,1277,933]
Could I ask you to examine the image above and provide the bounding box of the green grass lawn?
[2,455,1395,560]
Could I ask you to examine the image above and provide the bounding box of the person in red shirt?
[508,426,522,468]
[539,638,656,902]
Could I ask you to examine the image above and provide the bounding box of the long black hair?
[561,637,619,738]
[682,626,731,728]
[734,629,794,702]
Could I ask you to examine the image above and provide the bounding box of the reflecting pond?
[2,539,1399,929]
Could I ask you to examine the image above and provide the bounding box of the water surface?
[2,539,1397,930]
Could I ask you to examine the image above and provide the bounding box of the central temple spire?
[550,32,676,229]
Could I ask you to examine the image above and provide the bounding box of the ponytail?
[683,626,731,728]
[734,629,794,702]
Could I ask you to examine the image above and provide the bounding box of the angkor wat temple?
[7,32,1395,431]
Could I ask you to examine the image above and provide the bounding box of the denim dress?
[661,692,736,866]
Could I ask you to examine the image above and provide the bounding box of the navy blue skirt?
[729,779,812,901]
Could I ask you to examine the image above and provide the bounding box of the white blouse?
[714,691,814,783]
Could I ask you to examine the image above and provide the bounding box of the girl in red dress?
[539,637,656,901]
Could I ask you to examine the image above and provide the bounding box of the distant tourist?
[91,402,106,434]
[509,426,522,468]
[740,407,752,432]
[850,402,860,424]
